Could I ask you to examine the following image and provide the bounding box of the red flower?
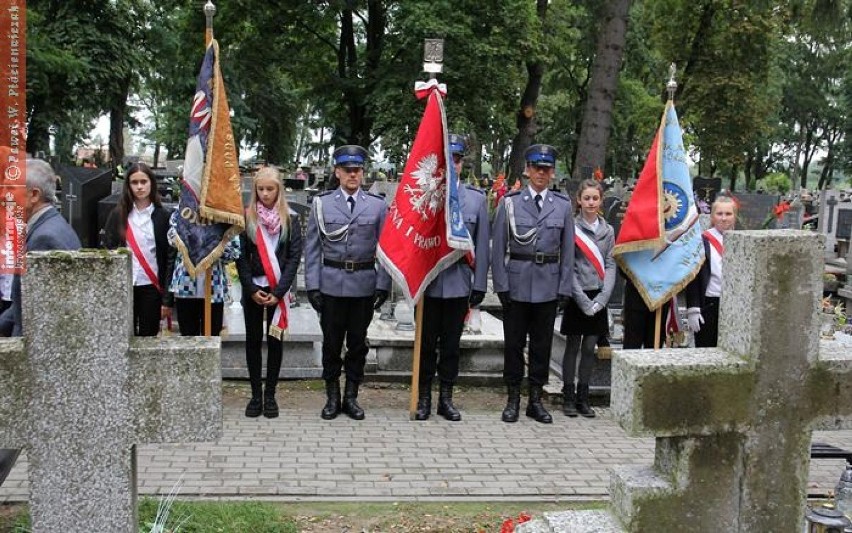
[500,518,515,533]
[518,512,532,523]
[774,200,791,219]
[593,167,604,182]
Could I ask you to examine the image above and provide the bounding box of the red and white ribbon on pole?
[414,79,447,100]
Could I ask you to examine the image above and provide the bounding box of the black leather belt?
[323,258,375,272]
[509,252,560,264]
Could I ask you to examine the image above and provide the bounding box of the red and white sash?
[703,230,724,258]
[126,224,161,293]
[255,224,289,339]
[574,225,605,280]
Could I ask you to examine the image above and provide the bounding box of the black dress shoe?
[245,397,263,418]
[263,396,279,418]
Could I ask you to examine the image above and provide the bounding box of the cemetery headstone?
[518,230,852,532]
[57,166,114,247]
[732,192,780,230]
[692,176,721,212]
[0,251,222,532]
[779,201,805,230]
[836,207,852,241]
[819,189,841,257]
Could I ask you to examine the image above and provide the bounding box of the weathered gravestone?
[818,190,841,258]
[518,230,852,532]
[733,192,781,230]
[0,251,222,532]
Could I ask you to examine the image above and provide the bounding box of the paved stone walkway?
[2,405,850,502]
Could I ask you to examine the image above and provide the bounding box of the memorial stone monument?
[518,231,852,532]
[0,251,222,532]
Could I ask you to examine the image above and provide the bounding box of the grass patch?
[139,499,297,532]
[1,500,607,532]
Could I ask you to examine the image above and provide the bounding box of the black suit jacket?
[236,214,303,300]
[685,237,712,309]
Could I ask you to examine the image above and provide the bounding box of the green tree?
[573,0,633,180]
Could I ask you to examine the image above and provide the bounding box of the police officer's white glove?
[687,307,704,332]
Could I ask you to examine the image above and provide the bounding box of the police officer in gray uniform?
[305,145,391,420]
[414,134,490,422]
[491,144,574,424]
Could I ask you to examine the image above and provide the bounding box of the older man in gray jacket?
[305,145,391,421]
[413,134,490,422]
[0,159,81,488]
[491,144,574,424]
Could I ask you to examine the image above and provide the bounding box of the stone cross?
[0,251,222,532]
[519,231,852,532]
[826,194,839,233]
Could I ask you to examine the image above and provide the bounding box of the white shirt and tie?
[342,191,356,213]
[528,186,547,213]
[127,204,158,286]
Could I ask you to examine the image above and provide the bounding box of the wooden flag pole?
[202,2,215,337]
[654,306,662,350]
[204,271,213,336]
[408,299,425,420]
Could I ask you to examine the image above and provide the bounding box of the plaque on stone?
[837,209,852,240]
[733,192,781,230]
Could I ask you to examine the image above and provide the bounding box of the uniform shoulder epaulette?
[317,189,335,197]
[504,190,521,198]
[551,191,569,202]
[465,184,485,194]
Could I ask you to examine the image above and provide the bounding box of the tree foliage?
[24,0,849,192]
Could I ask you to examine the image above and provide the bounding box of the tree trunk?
[468,132,482,181]
[800,127,816,189]
[744,152,754,191]
[26,97,51,158]
[573,0,632,180]
[729,164,738,192]
[109,76,132,172]
[507,0,548,184]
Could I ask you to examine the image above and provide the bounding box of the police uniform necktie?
[534,194,542,213]
[348,196,355,213]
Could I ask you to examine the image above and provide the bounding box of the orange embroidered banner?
[0,0,26,274]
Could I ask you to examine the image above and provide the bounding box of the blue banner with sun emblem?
[615,100,704,310]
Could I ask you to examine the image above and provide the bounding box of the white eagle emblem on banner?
[404,153,445,220]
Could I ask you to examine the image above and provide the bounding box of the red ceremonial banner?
[0,0,26,274]
[377,89,465,303]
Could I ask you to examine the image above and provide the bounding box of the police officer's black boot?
[437,382,461,421]
[342,380,365,420]
[501,385,521,423]
[562,383,578,418]
[414,382,432,421]
[321,379,341,420]
[526,385,553,424]
[576,383,596,418]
